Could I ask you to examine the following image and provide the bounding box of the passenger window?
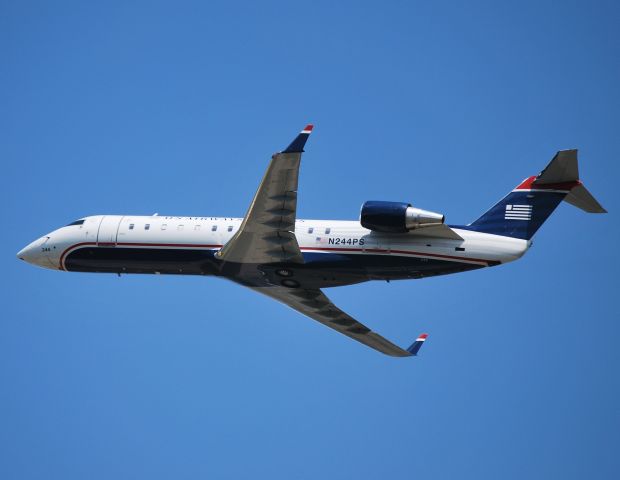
[161,224,167,230]
[212,225,217,232]
[145,224,150,230]
[325,228,331,234]
[227,226,233,232]
[129,224,134,230]
[308,227,314,234]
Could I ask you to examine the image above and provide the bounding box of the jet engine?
[360,201,444,233]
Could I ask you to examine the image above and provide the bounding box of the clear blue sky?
[2,1,619,478]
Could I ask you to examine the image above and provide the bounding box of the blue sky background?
[2,1,619,478]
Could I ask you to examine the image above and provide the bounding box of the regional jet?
[17,125,606,356]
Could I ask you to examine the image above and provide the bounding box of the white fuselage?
[18,215,530,274]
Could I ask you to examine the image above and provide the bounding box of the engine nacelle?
[360,201,445,233]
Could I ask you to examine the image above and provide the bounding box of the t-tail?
[467,150,606,240]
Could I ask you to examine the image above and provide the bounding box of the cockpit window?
[66,219,85,226]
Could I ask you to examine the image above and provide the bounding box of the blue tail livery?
[467,150,606,240]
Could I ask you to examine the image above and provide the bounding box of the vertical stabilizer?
[468,149,606,239]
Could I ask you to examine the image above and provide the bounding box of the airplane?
[17,125,606,357]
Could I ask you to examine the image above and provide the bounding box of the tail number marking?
[328,238,365,246]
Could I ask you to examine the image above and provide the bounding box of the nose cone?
[17,237,51,268]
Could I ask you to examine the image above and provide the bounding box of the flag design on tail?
[467,150,605,240]
[505,204,533,221]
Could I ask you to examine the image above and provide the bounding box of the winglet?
[282,124,314,153]
[406,333,428,356]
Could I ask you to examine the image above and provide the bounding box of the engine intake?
[360,201,444,233]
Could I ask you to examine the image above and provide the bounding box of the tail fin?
[468,149,606,240]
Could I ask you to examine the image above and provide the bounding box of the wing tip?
[406,333,429,356]
[282,123,314,153]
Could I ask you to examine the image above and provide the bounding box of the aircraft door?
[97,215,124,246]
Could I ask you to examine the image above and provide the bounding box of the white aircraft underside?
[17,125,606,357]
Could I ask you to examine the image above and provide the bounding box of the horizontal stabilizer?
[534,149,579,184]
[564,184,607,213]
[406,333,428,356]
[468,148,606,239]
[533,149,606,213]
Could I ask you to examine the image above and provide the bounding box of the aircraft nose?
[17,237,48,265]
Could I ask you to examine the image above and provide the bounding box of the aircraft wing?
[216,126,314,264]
[250,286,427,357]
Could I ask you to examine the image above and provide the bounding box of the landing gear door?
[97,215,124,246]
